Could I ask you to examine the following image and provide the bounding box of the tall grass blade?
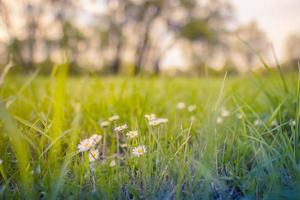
[0,103,34,198]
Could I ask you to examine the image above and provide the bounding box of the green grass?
[0,70,299,199]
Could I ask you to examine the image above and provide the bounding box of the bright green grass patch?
[0,72,299,199]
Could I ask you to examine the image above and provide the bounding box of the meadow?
[0,67,299,199]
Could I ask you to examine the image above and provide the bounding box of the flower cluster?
[90,134,102,146]
[100,121,110,128]
[221,109,230,117]
[78,112,178,167]
[98,115,120,129]
[144,113,168,127]
[77,134,102,162]
[188,105,197,112]
[114,124,128,132]
[126,130,138,139]
[109,115,120,122]
[145,113,169,126]
[149,118,168,126]
[144,113,156,121]
[216,108,231,124]
[176,102,197,113]
[106,115,147,158]
[175,102,198,123]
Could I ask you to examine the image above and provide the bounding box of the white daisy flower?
[0,159,2,165]
[291,120,296,126]
[109,115,120,122]
[217,117,223,124]
[190,115,196,122]
[72,102,81,112]
[221,109,230,117]
[114,124,128,132]
[188,105,197,112]
[88,150,99,162]
[89,134,102,146]
[109,160,116,167]
[236,113,243,119]
[126,130,138,139]
[100,121,110,128]
[271,120,278,126]
[77,139,93,152]
[149,120,160,126]
[149,118,168,126]
[254,119,262,126]
[132,145,147,157]
[176,102,186,110]
[144,113,156,121]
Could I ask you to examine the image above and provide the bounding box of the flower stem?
[116,132,120,155]
[89,163,96,192]
[103,129,107,156]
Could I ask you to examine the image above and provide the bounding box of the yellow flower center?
[137,148,143,154]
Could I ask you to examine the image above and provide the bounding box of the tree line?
[0,0,299,76]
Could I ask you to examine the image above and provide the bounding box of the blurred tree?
[178,0,233,76]
[1,1,43,71]
[152,42,175,75]
[131,0,162,75]
[98,0,149,74]
[235,21,270,71]
[0,0,83,73]
[180,18,216,42]
[0,0,13,65]
[48,0,86,73]
[24,3,42,70]
[102,0,128,74]
[284,33,300,71]
[147,0,197,75]
[126,0,233,76]
[100,0,165,75]
[61,21,85,61]
[0,0,235,75]
[7,39,26,67]
[285,33,300,62]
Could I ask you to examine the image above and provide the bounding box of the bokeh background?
[0,0,299,76]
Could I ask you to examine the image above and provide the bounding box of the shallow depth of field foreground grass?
[0,69,300,199]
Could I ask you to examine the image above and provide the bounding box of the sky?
[231,0,300,60]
